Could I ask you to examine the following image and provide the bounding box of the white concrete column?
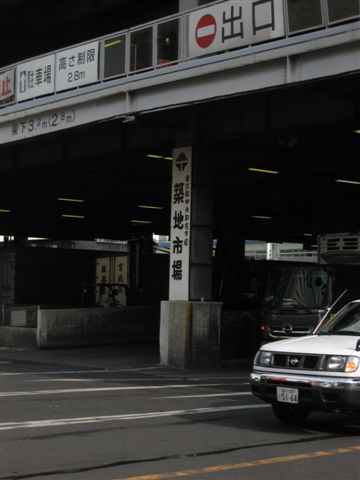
[160,146,222,368]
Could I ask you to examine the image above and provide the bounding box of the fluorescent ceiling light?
[303,233,312,237]
[138,205,163,210]
[61,214,85,219]
[105,39,122,47]
[353,129,360,134]
[252,215,272,220]
[335,179,360,185]
[57,197,85,203]
[131,219,152,224]
[248,168,279,174]
[146,154,173,160]
[0,209,11,213]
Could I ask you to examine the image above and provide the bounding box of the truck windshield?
[264,268,330,312]
[319,301,360,336]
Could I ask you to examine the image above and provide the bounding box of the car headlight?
[258,351,272,367]
[326,355,359,372]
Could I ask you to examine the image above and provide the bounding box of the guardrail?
[0,0,359,109]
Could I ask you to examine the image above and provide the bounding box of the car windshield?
[319,301,360,336]
[264,267,330,312]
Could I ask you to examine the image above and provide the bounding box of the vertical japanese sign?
[188,0,285,59]
[169,147,192,301]
[0,69,15,104]
[56,41,99,92]
[16,54,55,101]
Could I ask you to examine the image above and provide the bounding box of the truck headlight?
[326,356,346,371]
[326,356,359,372]
[258,351,272,366]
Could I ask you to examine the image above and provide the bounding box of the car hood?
[261,335,360,356]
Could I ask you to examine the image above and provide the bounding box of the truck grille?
[273,353,320,370]
[269,326,312,337]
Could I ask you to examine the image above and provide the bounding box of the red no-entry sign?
[195,14,217,49]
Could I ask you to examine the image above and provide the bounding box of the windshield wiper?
[313,289,348,335]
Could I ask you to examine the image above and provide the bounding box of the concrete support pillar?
[213,204,246,306]
[160,300,222,368]
[189,146,214,300]
[160,145,222,368]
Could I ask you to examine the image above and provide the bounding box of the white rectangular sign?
[56,41,99,92]
[0,93,127,144]
[4,107,77,142]
[188,0,285,59]
[169,147,192,301]
[0,69,15,103]
[16,54,55,101]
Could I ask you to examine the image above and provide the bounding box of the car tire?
[272,403,311,425]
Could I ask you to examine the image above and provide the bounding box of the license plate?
[276,387,299,404]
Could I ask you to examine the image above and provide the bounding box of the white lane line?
[0,383,245,398]
[26,378,94,383]
[0,404,269,431]
[154,392,252,399]
[0,366,161,376]
[25,377,181,383]
[0,361,11,364]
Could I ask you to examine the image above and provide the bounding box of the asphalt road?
[1,345,360,480]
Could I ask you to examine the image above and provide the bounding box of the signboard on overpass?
[0,69,15,104]
[56,41,99,92]
[188,0,285,59]
[16,54,55,102]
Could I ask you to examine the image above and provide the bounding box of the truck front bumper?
[250,370,360,412]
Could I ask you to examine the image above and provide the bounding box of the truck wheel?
[272,404,310,425]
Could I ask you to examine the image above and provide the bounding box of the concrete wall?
[0,306,160,349]
[0,326,37,348]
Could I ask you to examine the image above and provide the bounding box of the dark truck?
[261,263,360,342]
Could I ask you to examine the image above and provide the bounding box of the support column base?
[160,300,222,369]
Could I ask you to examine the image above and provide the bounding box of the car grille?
[272,353,321,370]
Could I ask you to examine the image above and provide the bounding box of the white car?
[250,300,360,424]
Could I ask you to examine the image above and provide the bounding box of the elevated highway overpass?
[1,0,360,366]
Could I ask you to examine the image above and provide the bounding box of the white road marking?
[0,404,269,431]
[25,377,181,383]
[26,378,94,383]
[0,361,11,364]
[0,383,245,398]
[155,392,252,399]
[0,366,161,376]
